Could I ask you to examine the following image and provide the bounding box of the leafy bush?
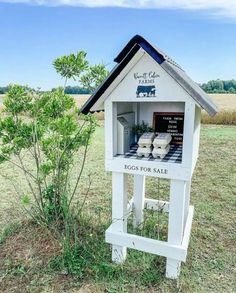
[0,50,108,274]
[0,85,97,228]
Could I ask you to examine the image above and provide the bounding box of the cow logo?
[134,71,159,98]
[136,85,156,97]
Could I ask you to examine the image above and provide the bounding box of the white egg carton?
[138,132,155,147]
[153,133,172,149]
[152,144,170,159]
[137,146,152,158]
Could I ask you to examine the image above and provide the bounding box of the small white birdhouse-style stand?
[81,35,218,279]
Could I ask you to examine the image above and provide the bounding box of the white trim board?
[106,205,194,262]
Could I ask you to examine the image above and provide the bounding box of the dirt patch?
[0,222,61,270]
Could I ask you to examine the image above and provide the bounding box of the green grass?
[0,124,236,292]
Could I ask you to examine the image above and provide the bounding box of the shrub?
[0,85,97,229]
[0,50,108,274]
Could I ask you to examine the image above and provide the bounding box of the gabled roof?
[81,35,218,116]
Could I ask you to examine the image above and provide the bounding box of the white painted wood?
[112,102,118,156]
[105,226,187,262]
[182,205,194,250]
[106,53,193,104]
[91,49,145,112]
[133,175,145,228]
[106,205,194,263]
[166,180,186,279]
[117,102,134,115]
[139,102,185,126]
[132,102,139,142]
[192,106,201,173]
[106,157,191,180]
[182,101,196,168]
[127,197,134,215]
[110,96,189,103]
[133,102,139,124]
[184,180,191,227]
[111,172,128,263]
[104,101,118,157]
[144,198,169,213]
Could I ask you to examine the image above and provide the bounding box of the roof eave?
[80,35,218,117]
[80,43,141,114]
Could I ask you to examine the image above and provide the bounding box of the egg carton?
[153,133,172,149]
[138,132,155,148]
[137,146,152,158]
[152,144,170,159]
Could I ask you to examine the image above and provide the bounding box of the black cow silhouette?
[136,85,156,97]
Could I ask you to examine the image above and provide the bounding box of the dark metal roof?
[81,35,218,116]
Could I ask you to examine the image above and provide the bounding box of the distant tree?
[200,79,236,93]
[228,87,236,93]
[64,86,92,95]
[0,86,8,94]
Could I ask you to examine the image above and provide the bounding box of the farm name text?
[134,71,160,84]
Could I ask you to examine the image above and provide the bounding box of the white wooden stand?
[106,173,194,279]
[133,175,145,229]
[80,34,218,281]
[111,172,128,263]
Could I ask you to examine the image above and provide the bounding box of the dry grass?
[209,93,236,111]
[1,93,236,123]
[72,94,236,112]
[73,94,236,122]
[73,94,236,124]
[1,93,236,127]
[201,94,236,125]
[202,110,236,125]
[67,94,105,120]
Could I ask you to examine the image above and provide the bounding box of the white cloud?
[1,0,236,18]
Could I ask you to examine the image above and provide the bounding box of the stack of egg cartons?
[137,132,155,158]
[152,133,172,159]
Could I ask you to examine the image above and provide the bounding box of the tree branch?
[17,153,44,216]
[68,135,90,208]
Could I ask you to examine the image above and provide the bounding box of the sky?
[0,0,236,90]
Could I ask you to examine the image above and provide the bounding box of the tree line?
[1,79,236,94]
[199,79,236,93]
[0,86,92,95]
[53,86,92,95]
[0,86,8,94]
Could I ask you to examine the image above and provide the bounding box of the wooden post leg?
[133,175,145,229]
[184,180,191,228]
[111,172,128,263]
[166,179,186,279]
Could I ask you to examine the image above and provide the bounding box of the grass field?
[70,94,236,112]
[1,93,236,111]
[73,94,236,124]
[0,123,236,292]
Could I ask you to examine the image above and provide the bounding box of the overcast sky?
[0,0,236,89]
